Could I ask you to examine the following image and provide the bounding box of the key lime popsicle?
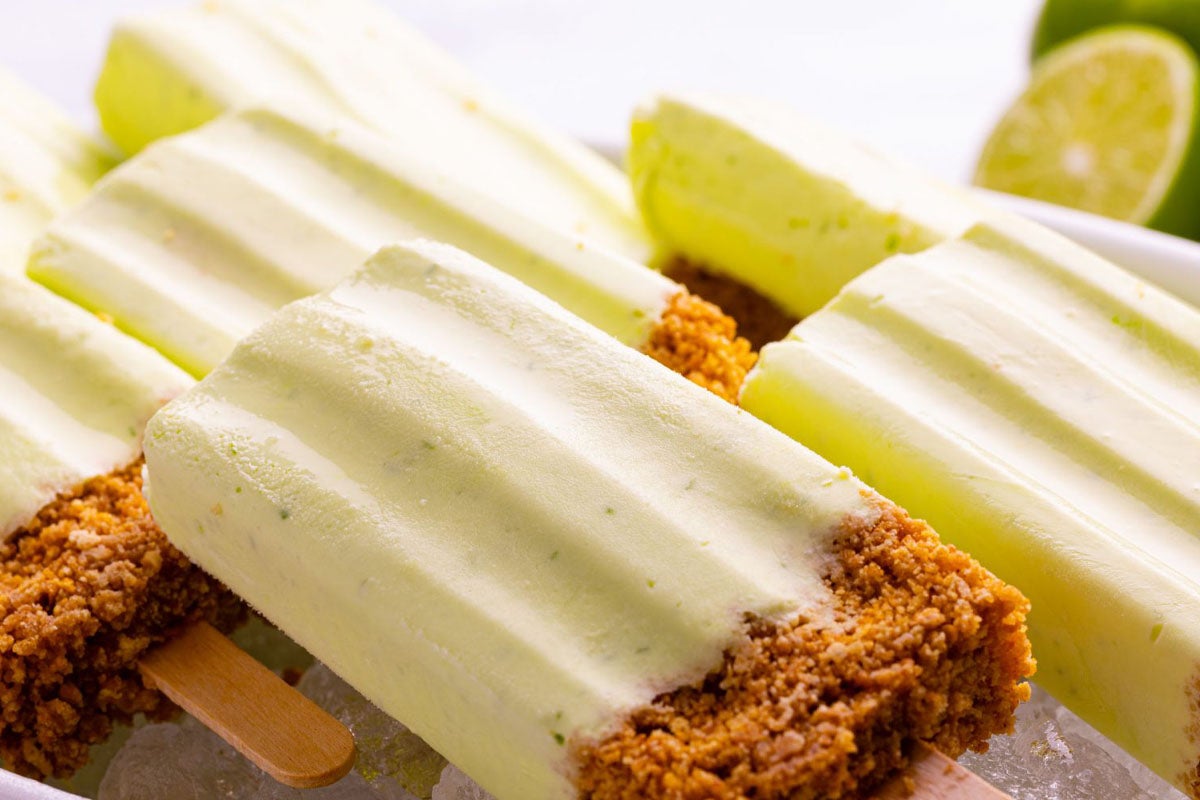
[30,106,753,399]
[142,239,1032,800]
[740,217,1200,798]
[628,93,988,318]
[0,69,116,273]
[0,273,244,779]
[94,0,650,262]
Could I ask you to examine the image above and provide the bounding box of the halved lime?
[975,25,1200,238]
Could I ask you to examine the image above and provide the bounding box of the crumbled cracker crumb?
[642,291,757,404]
[1185,673,1200,799]
[575,501,1033,799]
[0,460,245,779]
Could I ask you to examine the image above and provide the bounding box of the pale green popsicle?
[142,240,884,800]
[0,272,192,536]
[740,217,1200,798]
[628,93,985,317]
[0,68,116,274]
[30,106,675,378]
[95,0,651,262]
[0,70,170,536]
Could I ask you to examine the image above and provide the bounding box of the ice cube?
[297,664,447,798]
[257,768,419,800]
[431,765,495,800]
[97,717,261,800]
[959,683,1187,800]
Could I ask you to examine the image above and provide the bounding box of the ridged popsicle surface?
[95,0,651,261]
[32,107,674,378]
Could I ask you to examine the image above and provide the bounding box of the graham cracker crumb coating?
[0,461,245,779]
[664,259,799,351]
[1186,673,1200,799]
[575,500,1033,800]
[643,291,757,403]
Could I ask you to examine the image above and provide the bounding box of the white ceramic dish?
[4,196,1197,800]
[2,768,77,800]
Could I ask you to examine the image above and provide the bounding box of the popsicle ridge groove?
[884,230,1200,426]
[213,106,673,347]
[92,153,332,301]
[217,0,645,230]
[964,223,1200,394]
[826,271,1200,539]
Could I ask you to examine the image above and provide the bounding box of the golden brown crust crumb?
[664,259,799,351]
[1185,673,1200,799]
[0,461,245,779]
[574,500,1033,800]
[643,291,757,403]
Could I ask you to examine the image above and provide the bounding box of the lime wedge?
[975,25,1200,237]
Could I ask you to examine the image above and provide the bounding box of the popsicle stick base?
[875,744,1011,799]
[139,621,356,789]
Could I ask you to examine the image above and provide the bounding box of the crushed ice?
[97,663,444,800]
[94,650,1182,800]
[961,683,1185,800]
[430,766,495,800]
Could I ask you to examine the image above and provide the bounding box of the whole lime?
[1032,0,1200,59]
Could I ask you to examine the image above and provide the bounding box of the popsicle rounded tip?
[268,722,357,789]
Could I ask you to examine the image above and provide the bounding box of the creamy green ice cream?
[629,93,983,318]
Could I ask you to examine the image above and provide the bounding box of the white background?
[0,1,1042,181]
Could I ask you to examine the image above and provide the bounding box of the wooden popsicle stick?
[874,743,1012,799]
[139,621,356,789]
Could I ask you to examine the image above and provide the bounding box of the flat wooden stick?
[874,743,1012,799]
[139,621,356,789]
